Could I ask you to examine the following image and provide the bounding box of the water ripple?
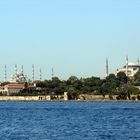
[0,102,139,140]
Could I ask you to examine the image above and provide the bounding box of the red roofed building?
[0,86,7,94]
[0,84,25,95]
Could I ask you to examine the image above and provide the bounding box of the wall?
[0,94,118,101]
[79,94,117,101]
[0,96,51,101]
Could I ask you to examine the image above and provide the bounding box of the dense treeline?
[16,71,140,100]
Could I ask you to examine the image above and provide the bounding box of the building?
[0,83,25,95]
[116,58,140,78]
[0,65,27,95]
[9,71,28,83]
[5,83,25,95]
[0,86,7,94]
[0,64,44,95]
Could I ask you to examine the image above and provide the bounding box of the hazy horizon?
[0,0,140,81]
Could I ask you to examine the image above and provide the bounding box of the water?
[0,102,140,140]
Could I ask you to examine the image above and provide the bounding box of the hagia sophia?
[105,57,140,79]
[116,57,140,78]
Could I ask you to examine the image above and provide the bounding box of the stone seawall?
[0,96,51,101]
[0,95,118,101]
[79,94,117,101]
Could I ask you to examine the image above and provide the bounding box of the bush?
[137,95,140,100]
[131,96,136,101]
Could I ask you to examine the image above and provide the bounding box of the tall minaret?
[21,65,24,74]
[32,64,35,82]
[126,56,128,77]
[106,58,109,78]
[4,65,7,82]
[137,58,139,65]
[52,68,54,80]
[40,68,42,81]
[15,64,17,74]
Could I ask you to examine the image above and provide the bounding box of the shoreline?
[0,100,139,103]
[0,95,139,102]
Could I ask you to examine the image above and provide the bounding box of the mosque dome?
[9,71,28,83]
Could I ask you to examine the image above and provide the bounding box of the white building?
[9,72,28,83]
[8,65,28,83]
[116,58,140,78]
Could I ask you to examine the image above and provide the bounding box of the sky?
[0,0,140,81]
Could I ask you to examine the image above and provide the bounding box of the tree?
[99,74,120,96]
[106,74,116,81]
[128,85,140,95]
[67,86,79,100]
[67,76,79,85]
[117,72,127,84]
[116,84,132,100]
[134,70,140,82]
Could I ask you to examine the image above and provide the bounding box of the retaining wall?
[0,96,51,101]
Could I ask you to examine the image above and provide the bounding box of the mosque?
[0,64,42,95]
[9,65,28,83]
[116,57,140,78]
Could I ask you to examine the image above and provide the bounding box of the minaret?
[52,68,54,80]
[40,68,42,81]
[106,58,109,78]
[126,56,128,77]
[32,64,35,82]
[15,64,17,74]
[21,65,24,74]
[137,58,139,65]
[4,65,7,82]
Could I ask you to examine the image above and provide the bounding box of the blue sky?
[0,0,140,80]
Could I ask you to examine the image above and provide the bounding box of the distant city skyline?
[0,57,139,82]
[0,0,140,80]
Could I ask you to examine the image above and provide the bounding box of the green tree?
[128,85,140,95]
[106,73,116,81]
[99,74,120,96]
[67,76,79,85]
[67,86,79,100]
[117,72,127,84]
[134,70,140,82]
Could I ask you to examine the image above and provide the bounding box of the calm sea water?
[0,102,140,140]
